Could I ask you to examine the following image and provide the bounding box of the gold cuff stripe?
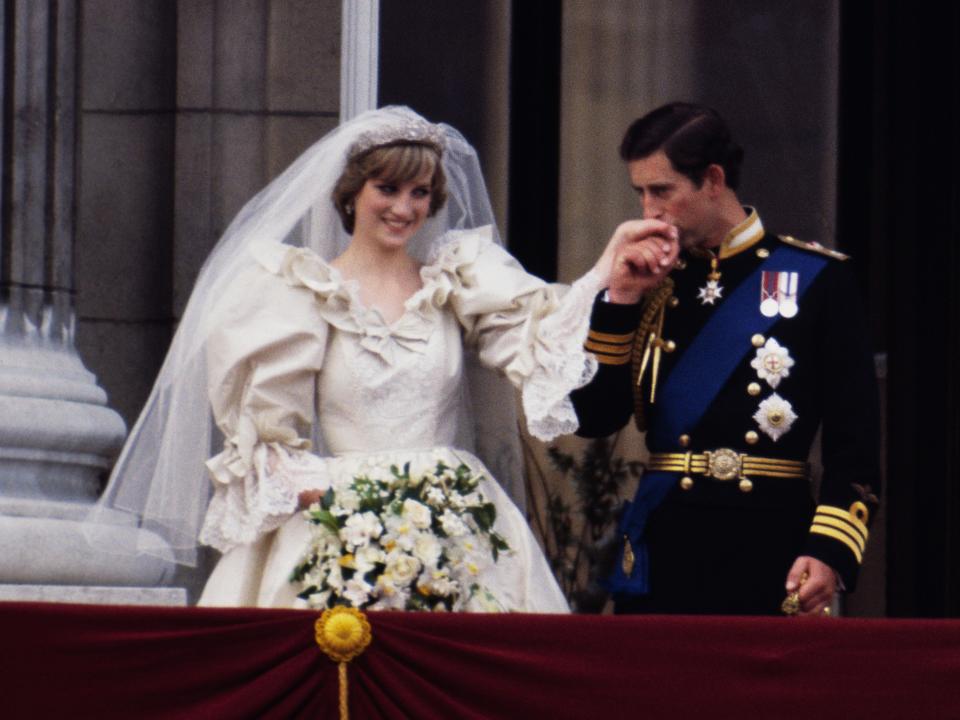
[593,353,632,366]
[588,330,636,344]
[584,340,632,356]
[811,515,867,552]
[813,512,868,547]
[809,524,864,563]
[816,505,869,537]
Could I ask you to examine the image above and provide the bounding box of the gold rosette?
[315,607,373,720]
[315,606,372,662]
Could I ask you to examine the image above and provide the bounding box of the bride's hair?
[331,142,449,233]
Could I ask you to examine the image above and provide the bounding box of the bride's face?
[352,169,434,251]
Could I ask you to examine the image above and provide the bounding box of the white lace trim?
[199,443,330,553]
[257,242,443,366]
[523,269,603,441]
[425,229,604,442]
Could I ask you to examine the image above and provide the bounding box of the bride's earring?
[345,203,354,215]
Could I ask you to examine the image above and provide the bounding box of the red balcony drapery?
[3,602,958,719]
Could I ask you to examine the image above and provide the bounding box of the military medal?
[779,271,799,318]
[759,271,800,318]
[698,255,724,306]
[759,271,780,317]
[697,279,723,305]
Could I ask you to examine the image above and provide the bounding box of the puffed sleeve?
[199,245,331,553]
[423,226,606,440]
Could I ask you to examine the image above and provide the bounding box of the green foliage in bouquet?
[291,462,509,612]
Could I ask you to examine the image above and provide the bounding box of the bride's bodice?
[318,305,464,453]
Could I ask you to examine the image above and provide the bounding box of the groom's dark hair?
[620,102,744,190]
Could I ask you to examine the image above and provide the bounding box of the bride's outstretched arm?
[431,224,673,442]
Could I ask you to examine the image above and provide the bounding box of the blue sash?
[607,245,828,597]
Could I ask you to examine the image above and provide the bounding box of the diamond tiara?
[347,117,446,159]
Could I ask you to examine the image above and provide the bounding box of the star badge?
[750,337,795,389]
[753,393,798,441]
[697,279,724,305]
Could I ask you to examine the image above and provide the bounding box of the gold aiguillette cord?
[649,305,666,404]
[636,301,668,403]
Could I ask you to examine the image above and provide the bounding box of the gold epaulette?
[809,504,869,563]
[777,235,849,261]
[630,278,675,431]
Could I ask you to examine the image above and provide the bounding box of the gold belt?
[647,449,807,489]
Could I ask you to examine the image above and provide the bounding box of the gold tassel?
[338,662,349,720]
[315,607,373,720]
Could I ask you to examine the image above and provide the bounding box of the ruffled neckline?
[248,225,494,363]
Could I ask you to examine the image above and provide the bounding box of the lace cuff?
[523,269,605,441]
[199,443,330,553]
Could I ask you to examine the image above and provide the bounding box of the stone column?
[0,0,179,603]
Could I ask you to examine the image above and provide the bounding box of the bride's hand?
[298,488,325,509]
[593,219,679,304]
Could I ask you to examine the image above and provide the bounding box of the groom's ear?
[702,164,726,196]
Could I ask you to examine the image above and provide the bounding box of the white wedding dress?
[197,225,603,612]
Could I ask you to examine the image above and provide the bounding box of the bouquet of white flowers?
[291,461,511,611]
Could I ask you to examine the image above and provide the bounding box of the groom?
[572,102,880,616]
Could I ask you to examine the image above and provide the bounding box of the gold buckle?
[704,448,743,481]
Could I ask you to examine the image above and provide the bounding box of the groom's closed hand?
[607,221,679,303]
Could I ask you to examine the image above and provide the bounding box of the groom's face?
[628,150,713,249]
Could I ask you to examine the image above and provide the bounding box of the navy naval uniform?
[571,210,881,615]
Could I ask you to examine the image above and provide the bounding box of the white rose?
[402,499,433,530]
[340,511,383,548]
[336,488,361,513]
[425,486,447,506]
[343,577,373,607]
[383,515,416,551]
[355,545,385,574]
[427,570,459,597]
[386,551,422,586]
[371,579,408,610]
[413,533,442,567]
[440,509,468,537]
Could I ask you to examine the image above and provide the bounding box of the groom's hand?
[607,220,679,304]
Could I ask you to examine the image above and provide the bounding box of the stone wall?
[76,0,342,431]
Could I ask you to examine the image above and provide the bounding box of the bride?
[91,107,671,612]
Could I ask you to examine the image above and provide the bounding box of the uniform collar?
[718,207,764,260]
